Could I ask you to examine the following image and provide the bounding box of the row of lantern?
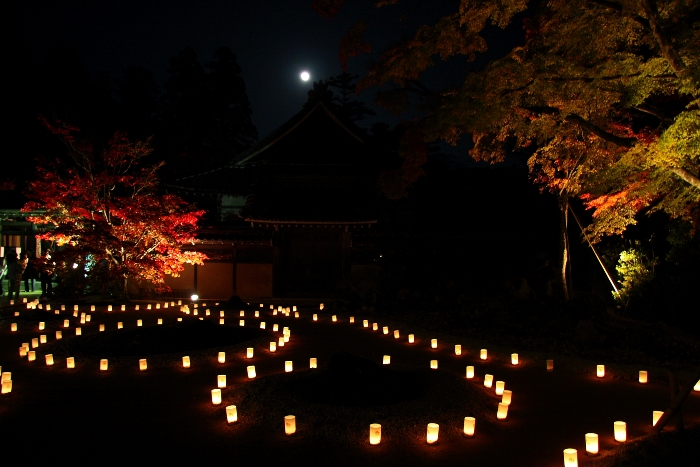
[1,369,12,394]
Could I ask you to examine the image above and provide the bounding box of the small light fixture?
[363,320,369,328]
[426,423,439,444]
[226,405,237,423]
[383,326,388,334]
[137,320,142,327]
[394,330,400,339]
[652,410,663,426]
[455,345,461,355]
[480,349,487,360]
[10,323,17,332]
[563,448,578,467]
[310,358,317,368]
[67,357,75,369]
[502,390,512,405]
[497,403,508,419]
[639,370,648,383]
[247,365,256,378]
[239,320,245,327]
[158,319,163,325]
[118,322,123,329]
[270,342,276,352]
[139,359,147,371]
[100,359,108,371]
[547,359,554,372]
[99,325,105,332]
[75,328,81,336]
[56,331,62,339]
[383,355,391,365]
[217,375,226,388]
[40,335,47,343]
[211,389,222,405]
[372,323,378,331]
[597,365,605,378]
[495,381,505,395]
[285,415,296,435]
[45,354,54,366]
[247,348,254,359]
[585,433,598,455]
[484,374,493,388]
[260,322,265,329]
[191,294,199,301]
[183,356,190,368]
[431,339,437,349]
[313,314,318,321]
[511,354,519,365]
[408,334,415,343]
[463,417,475,437]
[430,360,438,369]
[466,366,474,379]
[39,322,45,330]
[614,421,626,442]
[332,315,338,322]
[349,316,354,323]
[369,423,381,445]
[218,352,225,363]
[285,361,293,372]
[28,351,36,361]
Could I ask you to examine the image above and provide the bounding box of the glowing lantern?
[66,357,75,369]
[216,318,223,325]
[194,310,198,316]
[366,423,381,445]
[118,322,123,329]
[211,389,222,405]
[99,325,105,332]
[278,337,285,347]
[283,334,290,343]
[295,312,299,318]
[147,304,152,310]
[1,372,9,382]
[563,448,578,467]
[226,405,238,423]
[285,415,296,435]
[547,359,554,372]
[60,304,65,311]
[100,359,108,371]
[453,344,461,355]
[11,323,17,332]
[158,319,162,325]
[480,349,487,360]
[431,339,437,349]
[56,331,62,339]
[597,365,605,378]
[137,320,142,327]
[63,320,69,328]
[409,334,415,343]
[497,403,508,419]
[45,304,50,311]
[75,328,82,336]
[502,390,512,405]
[178,300,182,305]
[273,324,279,332]
[350,316,355,323]
[1,380,11,394]
[332,315,338,322]
[285,361,293,372]
[293,306,297,312]
[313,314,318,321]
[430,360,438,369]
[28,351,36,362]
[270,342,276,352]
[20,346,28,357]
[427,423,439,444]
[135,305,140,311]
[45,354,54,366]
[393,330,400,339]
[383,355,391,365]
[247,348,254,359]
[31,338,38,348]
[260,322,266,329]
[139,359,147,371]
[39,322,45,330]
[182,356,190,368]
[247,366,256,378]
[495,381,505,395]
[694,380,700,391]
[255,311,259,318]
[484,374,493,388]
[156,304,160,309]
[584,433,599,455]
[463,417,475,437]
[653,411,663,426]
[177,318,182,322]
[382,326,388,334]
[614,421,626,442]
[511,354,519,365]
[121,305,126,311]
[218,375,226,388]
[372,323,378,331]
[80,314,86,324]
[74,305,79,312]
[639,371,648,383]
[310,358,317,368]
[108,305,113,312]
[239,320,245,327]
[40,334,48,343]
[319,303,324,310]
[240,311,245,317]
[218,352,225,363]
[466,366,474,379]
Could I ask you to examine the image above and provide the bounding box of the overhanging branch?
[564,114,636,147]
[670,167,700,190]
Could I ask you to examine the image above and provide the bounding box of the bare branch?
[670,167,700,190]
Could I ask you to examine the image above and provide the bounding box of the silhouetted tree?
[327,71,376,123]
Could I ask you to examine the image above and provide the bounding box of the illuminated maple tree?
[320,0,699,298]
[23,119,207,298]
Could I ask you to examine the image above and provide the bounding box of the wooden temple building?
[166,87,379,300]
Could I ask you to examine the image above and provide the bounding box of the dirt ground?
[1,301,698,466]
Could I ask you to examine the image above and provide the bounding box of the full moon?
[300,71,310,81]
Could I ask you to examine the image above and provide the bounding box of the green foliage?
[614,242,658,304]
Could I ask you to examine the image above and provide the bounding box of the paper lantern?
[278,337,285,347]
[60,304,65,311]
[511,353,519,365]
[211,389,222,405]
[1,380,11,395]
[329,315,336,323]
[137,320,142,327]
[118,322,123,329]
[219,311,224,318]
[39,322,45,331]
[135,305,140,311]
[393,330,400,339]
[295,312,299,318]
[87,314,92,322]
[75,328,82,336]
[313,314,318,321]
[372,323,378,331]
[40,334,48,343]
[270,342,276,352]
[283,334,290,343]
[108,305,113,311]
[247,348,254,358]
[451,344,460,355]
[226,405,238,423]
[0,372,9,383]
[383,355,391,365]
[239,320,245,327]
[66,357,75,369]
[585,433,599,455]
[193,310,198,316]
[350,316,355,323]
[427,423,439,444]
[45,354,54,366]
[177,318,182,322]
[10,323,17,332]
[285,415,296,435]
[484,374,493,388]
[156,304,160,309]
[430,360,438,369]
[178,300,182,305]
[431,339,437,349]
[563,448,578,467]
[292,306,297,312]
[408,334,415,343]
[74,305,79,311]
[363,320,368,328]
[254,311,259,318]
[652,410,663,426]
[28,351,36,361]
[547,359,554,372]
[139,359,147,371]
[480,349,487,360]
[99,325,105,332]
[240,311,245,317]
[497,403,508,419]
[80,315,86,324]
[260,322,266,329]
[495,381,505,395]
[597,365,605,378]
[56,331,62,339]
[158,319,163,325]
[614,421,626,442]
[20,346,27,357]
[247,365,256,378]
[147,304,152,310]
[466,366,474,379]
[310,357,317,369]
[100,359,108,371]
[502,390,512,405]
[382,326,388,334]
[217,375,226,388]
[463,417,475,437]
[121,305,126,311]
[32,338,39,348]
[319,303,324,310]
[218,352,226,363]
[272,324,278,332]
[216,318,223,325]
[367,423,382,445]
[285,361,293,372]
[88,305,94,312]
[62,319,69,328]
[639,370,648,383]
[182,356,190,368]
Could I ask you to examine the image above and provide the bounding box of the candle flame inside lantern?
[270,342,276,352]
[1,380,12,394]
[497,403,509,419]
[40,335,47,343]
[502,390,512,405]
[28,351,36,361]
[463,417,475,437]
[382,326,388,334]
[108,305,113,312]
[408,334,415,343]
[217,375,226,388]
[480,349,487,360]
[363,320,369,328]
[639,370,648,383]
[495,381,505,395]
[431,339,437,349]
[45,354,54,366]
[247,365,256,378]
[466,366,474,379]
[652,411,663,426]
[547,359,554,372]
[218,352,225,363]
[369,423,381,445]
[585,433,598,455]
[333,315,338,322]
[118,322,123,329]
[383,355,391,365]
[597,365,605,378]
[511,353,519,365]
[39,322,45,330]
[427,423,439,444]
[313,314,318,321]
[295,312,299,318]
[67,357,75,369]
[139,359,147,371]
[285,361,293,372]
[239,320,245,327]
[614,421,626,442]
[350,316,355,323]
[285,415,296,435]
[484,374,493,388]
[182,356,190,368]
[56,331,62,339]
[260,322,265,329]
[430,360,438,369]
[100,359,108,371]
[158,319,163,325]
[11,323,17,332]
[99,325,105,332]
[137,320,142,327]
[75,328,82,336]
[247,348,254,358]
[211,389,222,405]
[226,405,238,423]
[255,311,259,318]
[563,448,578,467]
[64,320,70,328]
[309,357,317,369]
[372,323,378,331]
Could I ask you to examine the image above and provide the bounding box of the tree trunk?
[559,199,571,300]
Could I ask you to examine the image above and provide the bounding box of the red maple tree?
[23,120,207,298]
